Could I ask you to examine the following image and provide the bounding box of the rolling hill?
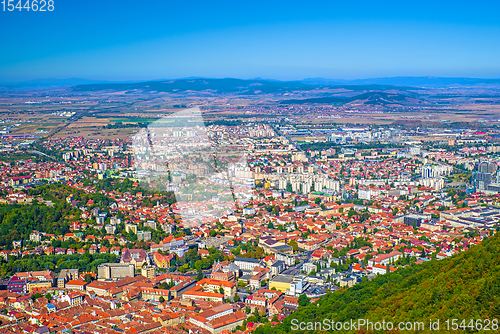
[280,92,424,106]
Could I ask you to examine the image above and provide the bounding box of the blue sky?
[1,0,500,81]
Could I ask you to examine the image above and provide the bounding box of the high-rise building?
[97,263,135,281]
[410,147,421,156]
[421,165,433,179]
[472,161,497,190]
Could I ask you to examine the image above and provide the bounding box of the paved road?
[28,150,57,160]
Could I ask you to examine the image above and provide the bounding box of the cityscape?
[2,1,500,333]
[1,79,500,333]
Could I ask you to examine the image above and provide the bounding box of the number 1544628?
[2,0,54,11]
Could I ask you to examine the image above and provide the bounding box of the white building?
[234,257,262,271]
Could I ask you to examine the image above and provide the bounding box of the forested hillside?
[0,184,110,249]
[256,232,500,333]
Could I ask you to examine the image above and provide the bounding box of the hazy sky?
[1,0,500,81]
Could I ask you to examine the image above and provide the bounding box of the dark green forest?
[255,232,500,334]
[0,203,74,249]
[0,184,112,249]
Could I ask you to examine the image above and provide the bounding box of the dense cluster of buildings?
[1,124,500,332]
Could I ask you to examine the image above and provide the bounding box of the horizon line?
[3,75,500,85]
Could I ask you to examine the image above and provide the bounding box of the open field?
[52,126,139,139]
[110,118,160,123]
[300,117,394,125]
[1,83,500,143]
[67,117,110,128]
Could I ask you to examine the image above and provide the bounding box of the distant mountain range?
[301,76,500,87]
[73,78,318,94]
[2,76,500,89]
